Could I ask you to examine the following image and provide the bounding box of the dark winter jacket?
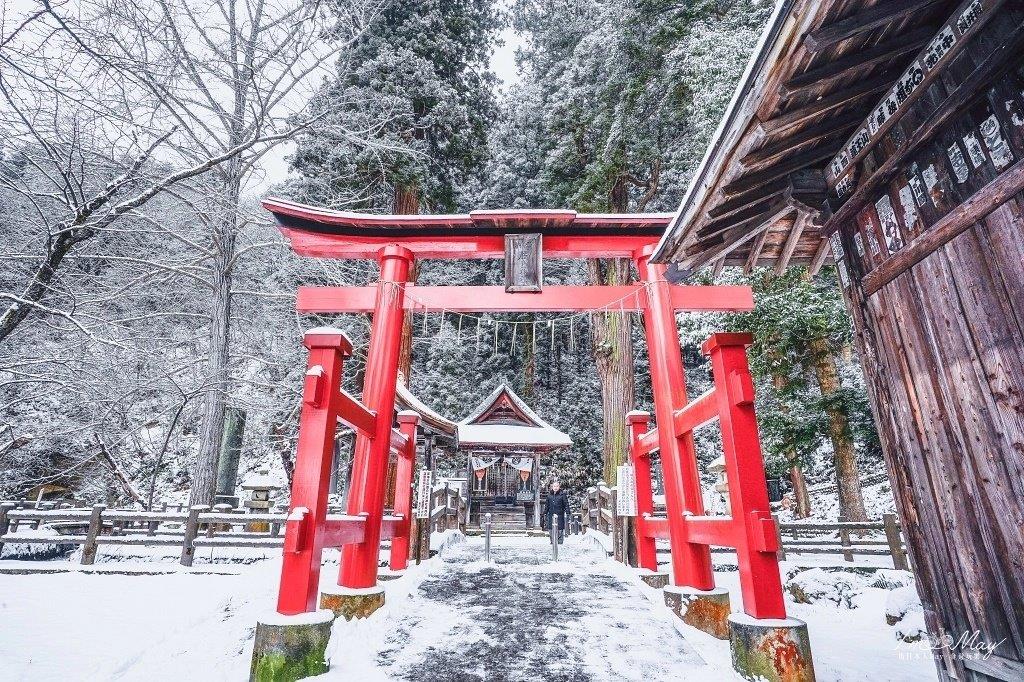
[544,490,569,518]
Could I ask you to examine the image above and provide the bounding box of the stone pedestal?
[728,613,815,682]
[250,609,334,682]
[377,568,405,582]
[319,585,385,620]
[636,569,670,589]
[663,585,731,639]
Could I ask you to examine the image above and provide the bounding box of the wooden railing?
[426,485,466,533]
[0,488,466,568]
[579,485,910,571]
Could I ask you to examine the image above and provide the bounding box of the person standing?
[544,480,569,544]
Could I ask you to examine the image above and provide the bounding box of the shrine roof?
[263,197,672,237]
[456,384,571,451]
[653,0,963,273]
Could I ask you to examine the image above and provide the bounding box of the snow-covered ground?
[0,532,938,681]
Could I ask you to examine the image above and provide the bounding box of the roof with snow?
[263,197,671,238]
[652,0,968,274]
[456,384,572,453]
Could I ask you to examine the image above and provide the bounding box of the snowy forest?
[0,0,884,523]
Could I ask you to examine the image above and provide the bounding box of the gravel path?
[370,534,709,681]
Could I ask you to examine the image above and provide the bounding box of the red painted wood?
[337,389,376,436]
[320,516,367,548]
[635,248,715,591]
[389,413,419,571]
[672,388,719,436]
[297,285,754,313]
[628,411,659,571]
[379,515,403,540]
[276,329,351,615]
[638,516,670,540]
[338,246,414,589]
[704,332,786,619]
[281,228,660,260]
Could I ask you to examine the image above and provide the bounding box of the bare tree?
[0,0,388,505]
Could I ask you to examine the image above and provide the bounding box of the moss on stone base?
[664,586,731,639]
[728,614,815,682]
[320,587,385,620]
[249,612,333,682]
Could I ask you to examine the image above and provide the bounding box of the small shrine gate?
[251,200,812,681]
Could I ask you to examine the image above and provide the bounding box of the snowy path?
[332,534,712,681]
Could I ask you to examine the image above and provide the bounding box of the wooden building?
[459,384,571,530]
[392,382,571,530]
[653,1,1024,680]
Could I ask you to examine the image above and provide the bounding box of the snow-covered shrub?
[885,585,923,625]
[786,568,871,608]
[872,569,914,590]
[893,610,927,643]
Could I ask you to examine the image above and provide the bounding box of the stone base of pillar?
[377,568,405,581]
[728,613,815,682]
[249,609,334,682]
[663,585,731,639]
[636,569,670,589]
[319,585,385,621]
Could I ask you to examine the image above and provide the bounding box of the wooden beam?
[712,257,725,279]
[744,228,771,274]
[337,390,376,436]
[826,0,1010,185]
[808,236,832,276]
[760,76,891,136]
[824,25,1024,235]
[724,143,841,197]
[686,204,795,271]
[780,28,933,100]
[804,0,941,53]
[776,210,809,274]
[863,156,1024,295]
[708,171,825,221]
[741,110,864,168]
[297,284,756,313]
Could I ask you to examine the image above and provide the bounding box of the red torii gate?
[265,197,786,623]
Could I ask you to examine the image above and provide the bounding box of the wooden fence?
[0,486,465,568]
[579,484,910,570]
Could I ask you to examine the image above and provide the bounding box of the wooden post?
[772,514,786,561]
[839,515,853,563]
[180,504,208,567]
[81,504,106,566]
[0,502,16,557]
[611,488,621,562]
[883,513,908,571]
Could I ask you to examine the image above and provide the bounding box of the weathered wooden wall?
[841,199,1024,681]
[829,28,1024,678]
[812,6,1024,676]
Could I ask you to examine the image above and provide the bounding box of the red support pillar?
[627,410,658,572]
[704,333,786,619]
[389,411,419,572]
[277,328,352,615]
[634,247,714,590]
[339,245,414,588]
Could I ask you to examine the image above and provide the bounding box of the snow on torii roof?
[456,383,572,452]
[263,197,671,237]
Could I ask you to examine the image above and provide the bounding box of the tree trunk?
[523,323,536,399]
[588,258,634,486]
[810,337,869,522]
[772,374,812,518]
[394,183,419,381]
[189,172,240,506]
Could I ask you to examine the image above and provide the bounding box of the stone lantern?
[241,468,279,532]
[706,455,730,516]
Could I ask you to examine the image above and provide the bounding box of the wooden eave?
[654,0,961,273]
